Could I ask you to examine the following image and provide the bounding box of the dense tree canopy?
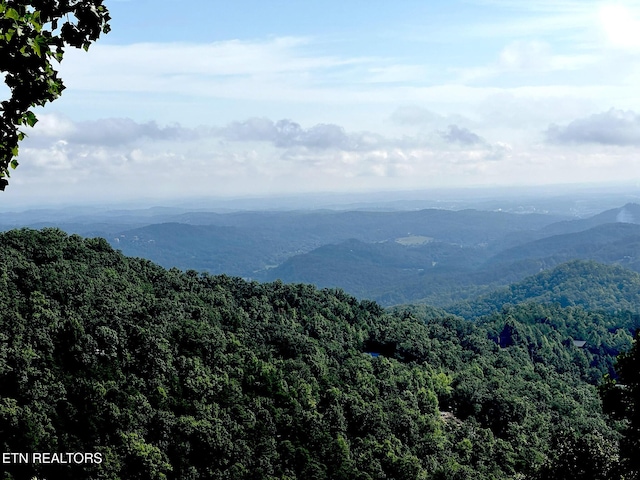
[0,0,110,190]
[1,228,637,479]
[450,260,640,320]
[601,330,640,479]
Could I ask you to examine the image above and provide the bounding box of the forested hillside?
[449,260,640,319]
[265,221,640,306]
[1,228,638,479]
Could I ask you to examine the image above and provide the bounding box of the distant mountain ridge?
[485,222,640,270]
[264,220,640,306]
[542,203,640,235]
[106,208,563,279]
[4,202,640,308]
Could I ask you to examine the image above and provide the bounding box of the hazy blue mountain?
[103,208,565,280]
[541,203,640,236]
[499,203,640,249]
[109,223,280,277]
[163,208,563,248]
[6,202,640,308]
[485,222,640,271]
[264,238,488,299]
[265,221,640,306]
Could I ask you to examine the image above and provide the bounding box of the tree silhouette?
[0,0,110,190]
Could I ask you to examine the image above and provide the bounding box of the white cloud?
[29,114,76,138]
[38,25,635,141]
[24,114,204,147]
[12,103,640,208]
[13,114,532,200]
[51,34,607,125]
[438,125,485,145]
[10,130,639,204]
[546,108,640,145]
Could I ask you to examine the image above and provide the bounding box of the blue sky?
[4,0,640,207]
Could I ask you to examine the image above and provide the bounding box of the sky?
[3,0,640,207]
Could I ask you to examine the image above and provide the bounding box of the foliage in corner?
[0,0,110,190]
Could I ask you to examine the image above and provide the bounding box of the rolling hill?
[448,260,640,319]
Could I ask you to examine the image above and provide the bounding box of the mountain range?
[3,202,640,308]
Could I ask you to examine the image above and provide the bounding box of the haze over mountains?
[2,189,640,310]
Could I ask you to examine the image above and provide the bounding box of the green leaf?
[5,8,20,21]
[10,159,19,169]
[29,13,42,32]
[29,38,41,56]
[24,111,38,127]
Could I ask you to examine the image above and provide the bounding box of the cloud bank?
[11,114,520,201]
[546,109,640,145]
[438,125,484,145]
[6,106,636,207]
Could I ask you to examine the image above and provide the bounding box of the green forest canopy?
[0,228,639,479]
